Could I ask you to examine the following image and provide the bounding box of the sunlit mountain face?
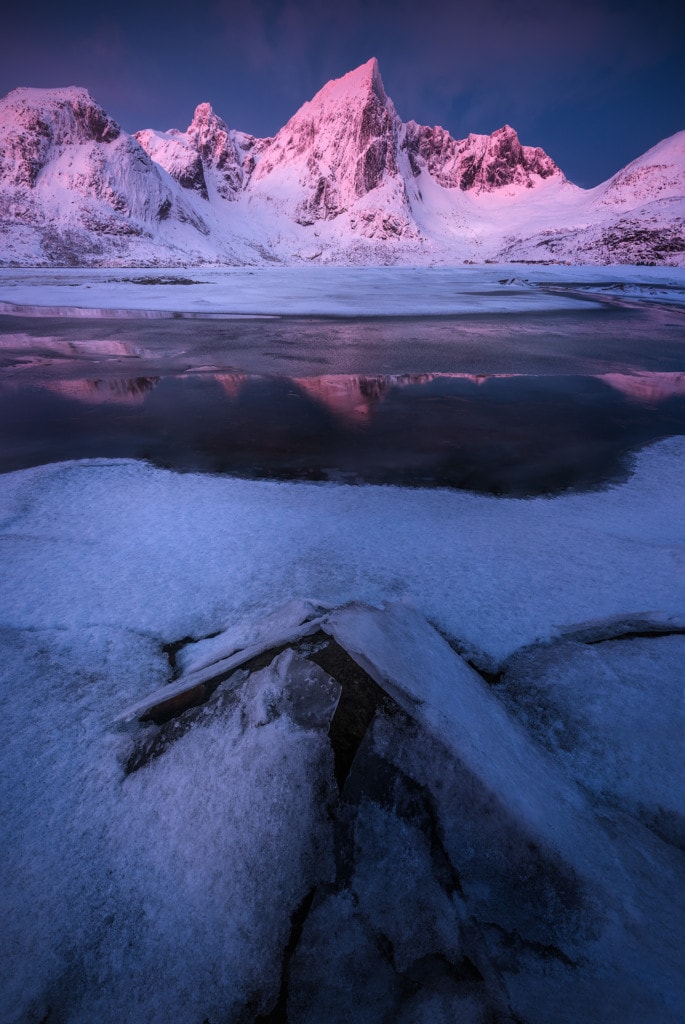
[0,60,682,267]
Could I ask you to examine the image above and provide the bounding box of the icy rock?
[118,598,330,723]
[239,647,341,732]
[176,597,330,676]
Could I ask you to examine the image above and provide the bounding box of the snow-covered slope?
[0,65,683,267]
[495,131,685,265]
[0,86,237,266]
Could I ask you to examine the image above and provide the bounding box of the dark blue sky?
[3,0,683,186]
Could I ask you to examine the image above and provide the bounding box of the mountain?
[0,86,222,265]
[0,63,683,267]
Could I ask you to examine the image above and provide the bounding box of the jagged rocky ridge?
[0,60,683,266]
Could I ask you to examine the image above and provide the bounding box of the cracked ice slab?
[118,602,329,723]
[324,602,616,883]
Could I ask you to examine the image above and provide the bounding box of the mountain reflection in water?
[2,370,685,495]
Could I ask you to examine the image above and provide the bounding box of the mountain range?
[0,58,683,267]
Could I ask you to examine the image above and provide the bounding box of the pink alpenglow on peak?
[135,103,259,201]
[403,121,562,191]
[0,86,120,187]
[0,62,683,266]
[248,56,408,234]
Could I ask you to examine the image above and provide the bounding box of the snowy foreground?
[1,263,685,317]
[1,439,684,1023]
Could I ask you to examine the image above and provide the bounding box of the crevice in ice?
[129,626,400,788]
[256,887,317,1024]
[480,921,578,969]
[432,623,504,682]
[125,669,248,774]
[585,626,685,644]
[302,632,398,787]
[161,633,212,675]
[557,612,685,646]
[338,720,465,901]
[125,634,314,772]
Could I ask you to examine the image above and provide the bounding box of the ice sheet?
[0,439,683,668]
[1,264,680,317]
[1,265,684,317]
[500,635,685,846]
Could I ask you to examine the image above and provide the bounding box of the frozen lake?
[2,301,685,493]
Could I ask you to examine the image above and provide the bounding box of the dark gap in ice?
[125,673,246,774]
[480,922,578,969]
[585,627,685,645]
[639,805,685,854]
[401,950,485,985]
[161,632,217,676]
[299,632,397,787]
[118,277,204,286]
[433,625,504,684]
[256,887,317,1024]
[141,640,297,726]
[140,680,209,724]
[558,615,685,646]
[127,638,309,771]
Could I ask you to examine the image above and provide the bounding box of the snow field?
[0,439,683,666]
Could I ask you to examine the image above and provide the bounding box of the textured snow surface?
[2,264,685,316]
[0,640,338,1024]
[0,442,684,1021]
[0,440,683,665]
[500,634,685,848]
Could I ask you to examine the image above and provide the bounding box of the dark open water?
[1,303,684,495]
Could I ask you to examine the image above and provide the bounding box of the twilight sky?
[3,0,683,187]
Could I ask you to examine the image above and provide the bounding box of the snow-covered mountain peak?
[593,129,685,209]
[308,57,388,110]
[0,86,120,144]
[247,58,411,236]
[0,86,121,188]
[186,102,230,151]
[135,100,253,202]
[404,119,562,193]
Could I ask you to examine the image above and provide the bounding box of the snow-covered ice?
[0,440,683,667]
[1,266,683,322]
[0,265,604,316]
[0,439,684,1021]
[500,634,685,847]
